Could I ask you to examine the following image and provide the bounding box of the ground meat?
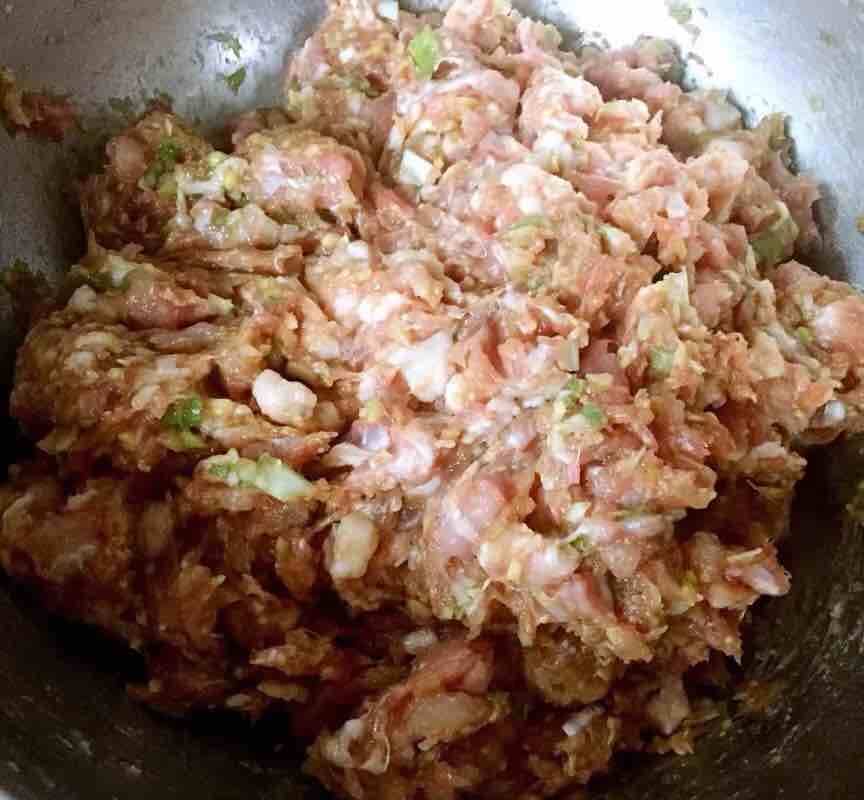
[1,0,859,798]
[0,66,78,141]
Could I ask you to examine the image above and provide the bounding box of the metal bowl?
[1,1,863,798]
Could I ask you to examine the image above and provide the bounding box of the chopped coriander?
[161,395,203,432]
[649,347,675,377]
[223,66,247,94]
[579,402,606,429]
[408,27,441,79]
[568,535,590,552]
[208,32,243,59]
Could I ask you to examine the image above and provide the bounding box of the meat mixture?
[2,1,863,797]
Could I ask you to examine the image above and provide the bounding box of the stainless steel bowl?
[2,2,864,798]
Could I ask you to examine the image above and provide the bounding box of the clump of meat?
[0,66,78,141]
[0,0,859,798]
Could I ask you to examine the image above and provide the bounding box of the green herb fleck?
[682,570,699,592]
[161,395,203,432]
[107,96,137,116]
[143,89,175,109]
[141,137,184,189]
[568,535,590,552]
[166,430,206,452]
[208,462,232,480]
[666,0,693,25]
[223,66,247,94]
[751,232,784,267]
[808,94,826,113]
[795,326,813,346]
[857,215,864,234]
[565,377,586,396]
[408,27,441,79]
[3,258,32,285]
[818,29,838,48]
[579,402,606,429]
[649,347,675,378]
[526,274,546,293]
[751,215,799,268]
[509,215,549,231]
[156,138,184,164]
[208,32,243,59]
[211,207,230,227]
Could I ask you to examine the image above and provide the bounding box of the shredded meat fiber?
[1,1,859,798]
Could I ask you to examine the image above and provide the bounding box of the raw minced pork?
[2,0,862,797]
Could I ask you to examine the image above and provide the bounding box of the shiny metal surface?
[1,1,864,798]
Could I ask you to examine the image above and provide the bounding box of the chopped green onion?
[666,0,692,25]
[408,27,441,79]
[211,207,230,227]
[208,462,232,479]
[554,378,588,419]
[107,96,136,116]
[579,402,606,429]
[649,347,675,377]
[682,570,699,592]
[156,138,184,163]
[3,258,32,286]
[751,212,799,268]
[568,535,590,552]
[255,454,312,502]
[751,232,784,268]
[223,67,247,94]
[204,449,312,502]
[795,326,814,346]
[166,430,206,452]
[161,396,203,432]
[565,377,586,396]
[140,137,184,189]
[509,215,549,231]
